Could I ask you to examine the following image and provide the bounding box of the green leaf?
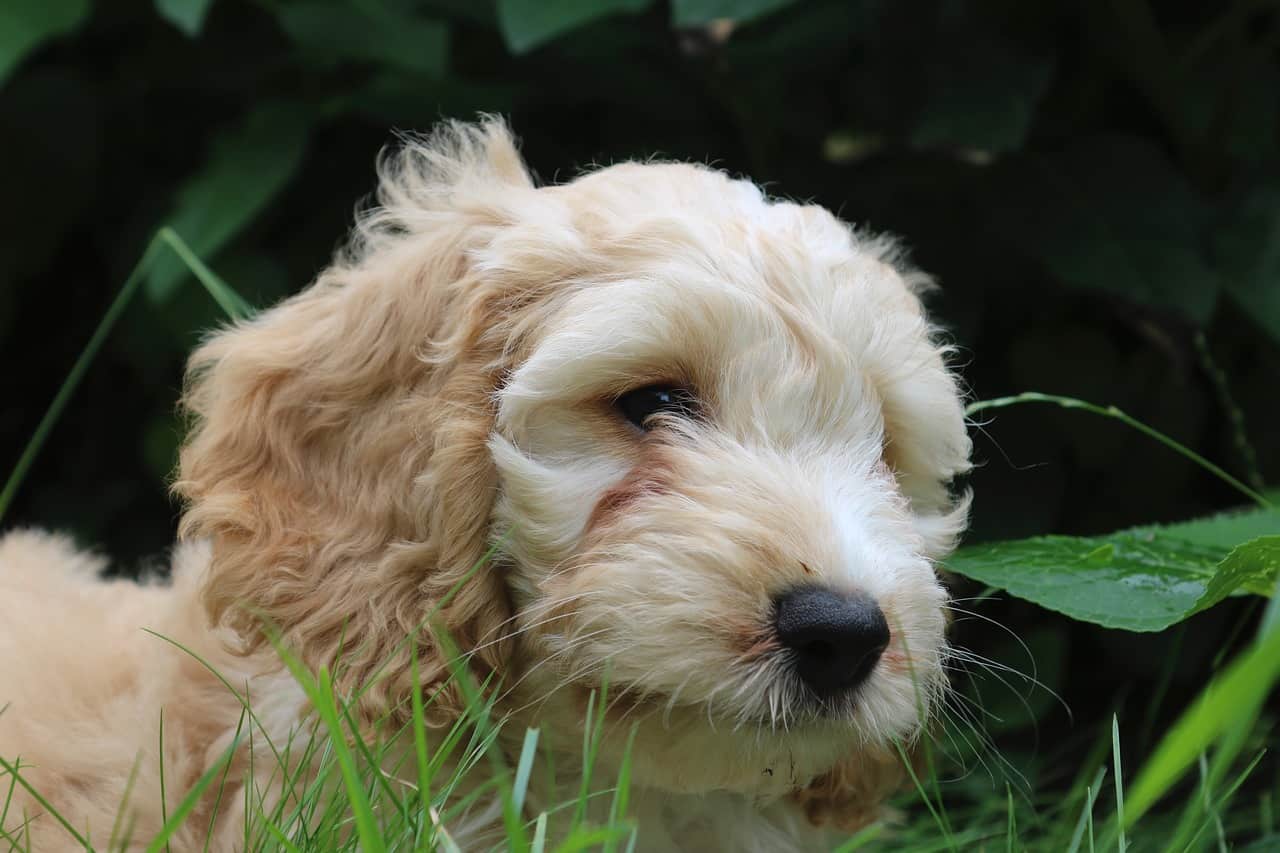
[0,0,91,86]
[987,136,1220,323]
[277,1,448,75]
[497,0,652,54]
[154,0,213,37]
[146,103,310,304]
[946,527,1280,632]
[1135,499,1280,550]
[671,0,797,27]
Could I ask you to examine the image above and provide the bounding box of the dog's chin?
[499,660,930,797]
[577,685,905,797]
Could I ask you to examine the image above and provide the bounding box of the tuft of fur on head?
[175,117,972,827]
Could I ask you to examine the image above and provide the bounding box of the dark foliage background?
[3,0,1279,823]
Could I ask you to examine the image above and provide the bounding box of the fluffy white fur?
[0,119,971,851]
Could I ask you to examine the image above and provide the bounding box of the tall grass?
[5,614,1273,851]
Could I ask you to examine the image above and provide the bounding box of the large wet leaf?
[1135,499,1280,550]
[947,503,1280,632]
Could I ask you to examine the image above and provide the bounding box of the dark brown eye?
[614,384,697,430]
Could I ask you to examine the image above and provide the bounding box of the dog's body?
[0,120,970,851]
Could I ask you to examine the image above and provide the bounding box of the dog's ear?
[789,745,908,833]
[175,119,533,723]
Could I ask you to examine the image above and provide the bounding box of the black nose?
[774,586,891,697]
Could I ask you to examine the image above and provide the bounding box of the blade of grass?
[1165,711,1258,848]
[512,728,540,817]
[531,812,548,853]
[255,722,327,844]
[1174,749,1267,853]
[156,228,252,321]
[1,753,21,835]
[1088,800,1095,853]
[966,393,1272,509]
[1066,765,1107,853]
[898,621,958,837]
[1006,783,1017,853]
[240,688,256,853]
[409,645,433,847]
[334,694,412,824]
[261,822,303,853]
[141,630,286,770]
[831,823,885,852]
[158,709,169,853]
[145,733,243,853]
[894,738,956,851]
[603,723,638,853]
[0,755,94,850]
[1113,715,1127,853]
[1060,726,1115,826]
[1201,754,1228,853]
[0,822,28,851]
[426,806,463,853]
[551,824,637,853]
[431,624,528,852]
[202,709,248,852]
[570,667,614,837]
[302,665,385,853]
[268,622,385,853]
[108,754,143,852]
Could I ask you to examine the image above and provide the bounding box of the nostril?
[773,585,890,697]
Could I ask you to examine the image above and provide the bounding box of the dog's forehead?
[547,160,922,334]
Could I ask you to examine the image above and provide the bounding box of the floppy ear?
[789,745,908,832]
[174,119,534,724]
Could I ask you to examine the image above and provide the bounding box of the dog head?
[176,119,970,812]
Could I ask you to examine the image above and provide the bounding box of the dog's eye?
[614,384,697,430]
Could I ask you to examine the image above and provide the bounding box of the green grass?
[3,629,1271,851]
[1,230,1278,850]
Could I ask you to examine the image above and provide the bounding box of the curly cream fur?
[0,118,970,851]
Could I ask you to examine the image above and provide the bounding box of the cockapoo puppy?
[0,119,970,851]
